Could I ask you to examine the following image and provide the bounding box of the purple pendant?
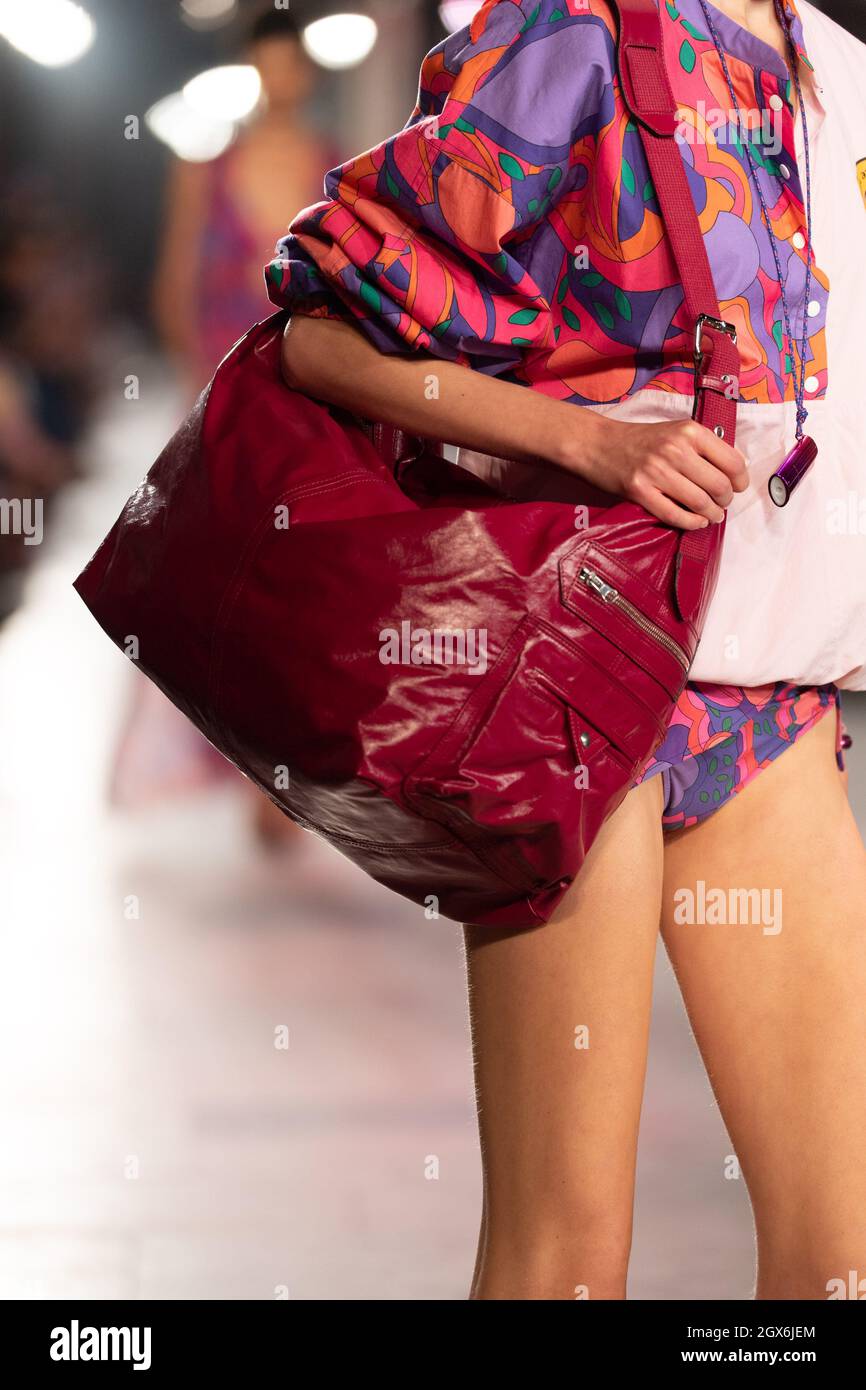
[768,435,818,507]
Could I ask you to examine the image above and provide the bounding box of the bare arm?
[151,158,209,363]
[282,314,749,529]
[282,310,591,468]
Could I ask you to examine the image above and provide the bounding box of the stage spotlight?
[438,1,480,34]
[179,0,238,30]
[301,13,378,70]
[145,91,236,163]
[183,64,262,123]
[0,0,95,67]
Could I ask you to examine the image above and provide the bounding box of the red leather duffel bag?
[73,0,739,928]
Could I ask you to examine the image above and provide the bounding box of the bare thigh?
[462,773,665,1300]
[660,708,866,1297]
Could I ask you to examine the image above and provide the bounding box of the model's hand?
[566,416,750,530]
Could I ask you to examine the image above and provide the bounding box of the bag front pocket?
[559,536,695,701]
[402,615,658,894]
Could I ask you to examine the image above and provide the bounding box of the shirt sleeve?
[264,0,607,377]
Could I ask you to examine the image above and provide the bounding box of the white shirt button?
[792,231,806,250]
[807,300,821,318]
[779,162,791,179]
[769,94,784,111]
[805,375,820,394]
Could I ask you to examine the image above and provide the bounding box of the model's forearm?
[280,313,746,529]
[281,312,603,472]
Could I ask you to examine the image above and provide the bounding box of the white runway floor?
[2,370,864,1300]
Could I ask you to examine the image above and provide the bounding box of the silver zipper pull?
[579,566,619,603]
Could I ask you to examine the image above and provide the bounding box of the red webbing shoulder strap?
[613,0,739,588]
[615,0,740,437]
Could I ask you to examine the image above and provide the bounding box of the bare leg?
[660,709,866,1298]
[463,773,665,1299]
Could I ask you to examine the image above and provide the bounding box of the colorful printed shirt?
[266,0,866,691]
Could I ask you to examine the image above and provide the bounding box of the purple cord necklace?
[697,0,818,506]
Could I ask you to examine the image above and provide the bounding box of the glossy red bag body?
[73,0,740,928]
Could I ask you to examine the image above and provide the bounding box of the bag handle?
[614,0,740,445]
[614,0,740,605]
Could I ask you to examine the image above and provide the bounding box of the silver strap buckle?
[692,314,738,419]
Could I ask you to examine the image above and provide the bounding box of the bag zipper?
[578,565,690,673]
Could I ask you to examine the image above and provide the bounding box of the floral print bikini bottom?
[633,682,850,832]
